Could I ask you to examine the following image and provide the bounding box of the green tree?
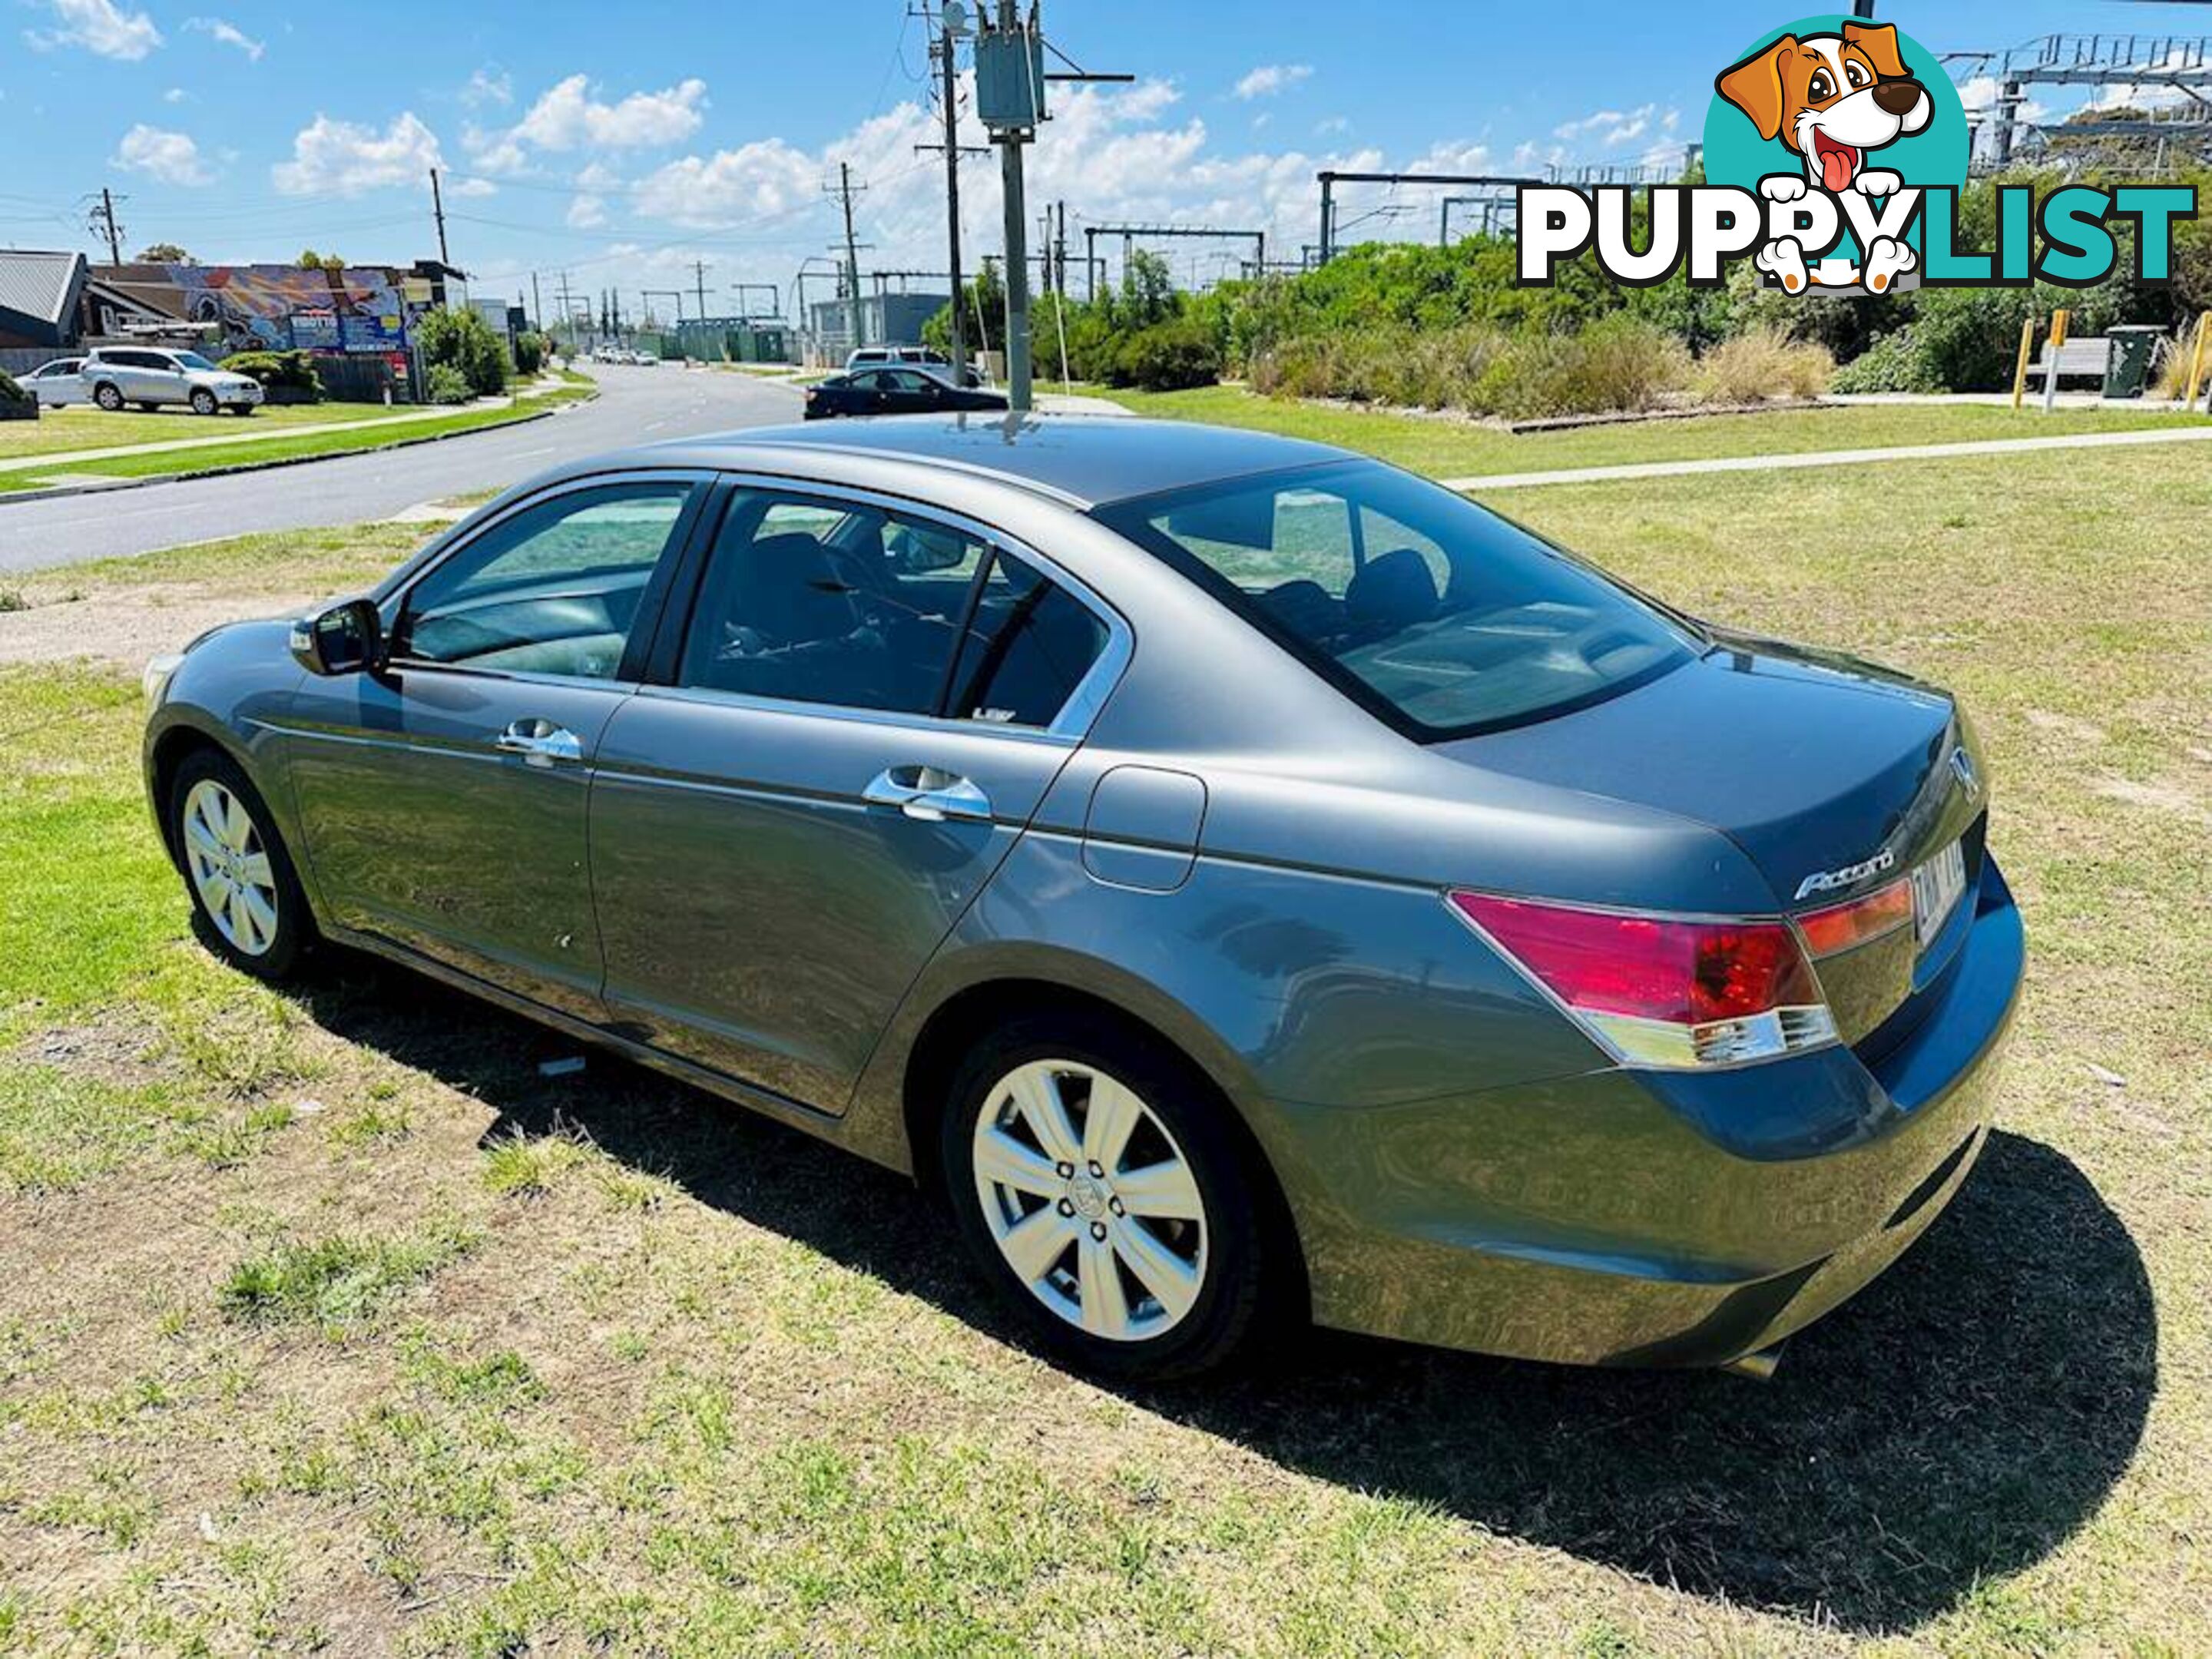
[413,305,508,398]
[136,243,193,263]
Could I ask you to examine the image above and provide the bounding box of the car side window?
[395,482,694,680]
[675,490,987,715]
[945,551,1111,727]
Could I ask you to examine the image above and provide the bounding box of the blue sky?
[2,0,2191,322]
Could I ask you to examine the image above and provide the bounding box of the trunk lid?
[1435,634,1988,1044]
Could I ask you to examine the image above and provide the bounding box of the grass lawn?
[0,401,434,462]
[0,445,2205,1653]
[1080,382,2207,478]
[0,388,594,496]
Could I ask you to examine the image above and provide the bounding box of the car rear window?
[1093,459,1695,740]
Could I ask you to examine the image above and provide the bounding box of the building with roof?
[0,250,88,350]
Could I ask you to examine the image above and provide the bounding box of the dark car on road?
[143,416,2022,1382]
[805,365,1008,419]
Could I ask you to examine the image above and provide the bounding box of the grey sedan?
[144,416,2022,1381]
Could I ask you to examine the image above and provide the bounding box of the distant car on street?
[843,344,988,389]
[20,358,87,408]
[81,347,263,416]
[805,365,1008,419]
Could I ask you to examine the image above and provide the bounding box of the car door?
[588,478,1123,1109]
[884,369,949,414]
[282,472,711,1018]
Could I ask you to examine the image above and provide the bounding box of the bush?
[1830,328,1948,394]
[1474,316,1693,419]
[512,330,548,377]
[413,306,508,398]
[1692,326,1833,402]
[424,363,473,405]
[1108,317,1222,391]
[0,369,28,407]
[219,349,323,397]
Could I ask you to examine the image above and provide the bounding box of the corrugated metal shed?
[0,250,88,347]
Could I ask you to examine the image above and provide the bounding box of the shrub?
[413,305,508,398]
[424,363,473,405]
[1693,326,1834,402]
[1474,316,1692,419]
[219,349,323,397]
[512,330,548,377]
[0,369,28,407]
[1830,329,1948,394]
[1110,317,1222,391]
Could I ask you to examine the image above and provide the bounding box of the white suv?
[82,348,265,416]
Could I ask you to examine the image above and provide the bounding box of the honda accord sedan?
[144,416,2022,1381]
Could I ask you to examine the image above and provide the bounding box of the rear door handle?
[495,718,584,767]
[863,764,993,823]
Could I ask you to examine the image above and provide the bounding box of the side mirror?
[290,597,383,676]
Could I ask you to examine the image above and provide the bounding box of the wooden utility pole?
[428,168,450,268]
[831,163,866,353]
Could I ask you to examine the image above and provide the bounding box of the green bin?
[2103,326,2163,399]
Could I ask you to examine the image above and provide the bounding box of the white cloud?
[464,66,512,108]
[1233,63,1311,101]
[184,16,263,60]
[272,111,443,197]
[114,123,214,186]
[1315,115,1349,136]
[1553,103,1669,147]
[24,0,161,60]
[163,85,187,103]
[567,194,607,229]
[510,74,707,151]
[449,175,497,198]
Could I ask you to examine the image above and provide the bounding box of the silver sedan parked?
[20,357,87,407]
[144,416,2021,1382]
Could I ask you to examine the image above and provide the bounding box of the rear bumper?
[1282,856,2025,1368]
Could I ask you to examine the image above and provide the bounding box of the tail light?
[1447,892,1837,1069]
[1796,877,1912,958]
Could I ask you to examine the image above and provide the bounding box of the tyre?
[229,405,257,416]
[190,388,217,416]
[169,747,316,982]
[939,1012,1287,1381]
[137,402,157,412]
[93,382,123,412]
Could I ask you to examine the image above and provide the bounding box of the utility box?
[975,25,1046,131]
[2103,325,2162,399]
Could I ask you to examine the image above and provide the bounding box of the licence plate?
[1911,840,1967,947]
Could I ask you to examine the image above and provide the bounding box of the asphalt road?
[0,364,803,575]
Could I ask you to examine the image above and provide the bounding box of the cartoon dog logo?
[1715,22,1932,293]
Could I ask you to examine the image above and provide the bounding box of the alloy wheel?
[971,1059,1209,1343]
[180,778,280,957]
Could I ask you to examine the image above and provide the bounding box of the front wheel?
[189,388,217,416]
[93,382,124,412]
[170,748,316,981]
[940,1015,1287,1381]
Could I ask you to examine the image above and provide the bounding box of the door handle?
[863,765,993,823]
[495,718,584,767]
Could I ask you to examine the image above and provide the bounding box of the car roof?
[629,416,1348,510]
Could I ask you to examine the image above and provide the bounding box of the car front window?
[172,352,219,371]
[1094,460,1696,740]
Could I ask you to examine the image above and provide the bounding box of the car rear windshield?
[1094,459,1696,740]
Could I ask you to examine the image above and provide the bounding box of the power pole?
[429,167,450,268]
[690,260,710,326]
[1055,200,1068,299]
[555,271,576,352]
[826,163,867,353]
[531,271,542,333]
[993,1,1033,410]
[88,189,125,266]
[917,3,985,384]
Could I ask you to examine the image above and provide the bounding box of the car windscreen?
[172,352,219,371]
[1093,459,1697,740]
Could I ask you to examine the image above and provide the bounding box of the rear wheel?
[169,749,315,981]
[189,388,217,416]
[940,1014,1284,1380]
[93,382,123,412]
